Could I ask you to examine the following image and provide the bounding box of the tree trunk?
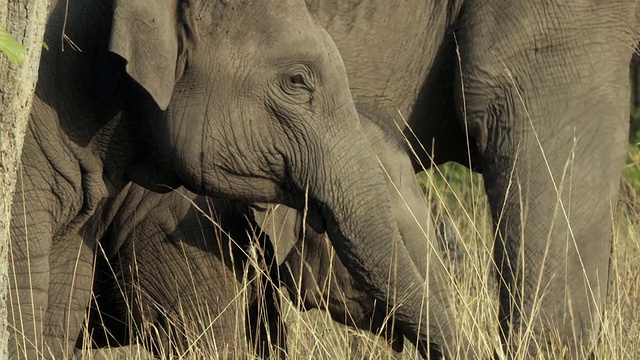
[631,61,640,142]
[632,64,638,109]
[0,0,49,357]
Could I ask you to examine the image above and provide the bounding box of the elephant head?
[104,0,449,358]
[9,1,458,359]
[110,0,363,204]
[107,0,442,357]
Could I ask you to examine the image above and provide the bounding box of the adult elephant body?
[307,0,640,356]
[9,0,457,358]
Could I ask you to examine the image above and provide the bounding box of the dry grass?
[18,55,640,357]
[67,155,640,360]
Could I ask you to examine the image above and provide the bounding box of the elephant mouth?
[306,207,327,234]
[280,188,327,234]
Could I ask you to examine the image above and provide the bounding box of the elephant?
[303,1,640,357]
[84,188,402,359]
[82,106,458,358]
[255,105,461,353]
[9,0,461,359]
[85,188,286,359]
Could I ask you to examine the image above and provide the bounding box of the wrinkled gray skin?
[305,0,640,357]
[85,109,455,358]
[86,187,286,359]
[9,0,456,359]
[256,106,451,353]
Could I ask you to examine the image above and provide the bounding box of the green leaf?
[0,28,26,65]
[42,41,49,51]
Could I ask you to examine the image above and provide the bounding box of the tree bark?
[0,0,49,357]
[633,63,640,109]
[630,61,640,142]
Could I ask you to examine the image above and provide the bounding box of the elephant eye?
[289,74,305,86]
[279,68,315,97]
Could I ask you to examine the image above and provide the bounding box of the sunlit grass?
[17,57,640,359]
[65,153,640,359]
[14,109,638,360]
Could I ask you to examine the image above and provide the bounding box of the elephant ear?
[250,204,303,265]
[109,0,178,110]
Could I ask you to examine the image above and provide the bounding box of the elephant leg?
[80,250,132,349]
[44,233,95,357]
[245,275,287,360]
[434,213,466,273]
[483,131,623,358]
[8,253,50,360]
[245,231,287,360]
[119,238,254,358]
[455,3,632,357]
[8,192,53,359]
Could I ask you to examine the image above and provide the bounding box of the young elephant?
[85,108,461,358]
[12,1,449,358]
[86,188,284,359]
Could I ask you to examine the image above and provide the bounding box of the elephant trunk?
[292,110,461,358]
